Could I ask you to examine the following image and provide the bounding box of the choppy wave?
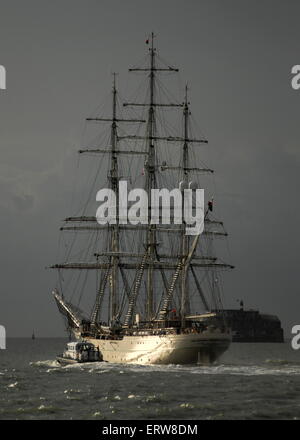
[7,381,18,388]
[31,358,300,376]
[193,364,300,376]
[30,360,60,368]
[264,359,300,366]
[2,339,300,420]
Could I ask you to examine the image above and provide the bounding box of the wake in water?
[264,359,300,366]
[30,360,60,368]
[29,358,300,376]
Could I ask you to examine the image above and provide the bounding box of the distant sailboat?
[32,330,35,340]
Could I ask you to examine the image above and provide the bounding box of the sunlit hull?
[75,331,231,365]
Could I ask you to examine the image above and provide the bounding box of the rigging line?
[155,52,179,72]
[189,113,208,149]
[217,272,226,309]
[124,247,150,326]
[125,74,149,106]
[70,126,87,218]
[149,173,170,318]
[58,269,64,294]
[56,230,64,266]
[117,266,133,319]
[118,88,147,126]
[157,112,182,141]
[70,265,85,303]
[190,265,209,311]
[73,157,105,217]
[214,273,224,309]
[91,262,111,324]
[77,268,89,308]
[158,258,184,319]
[90,228,111,322]
[176,72,185,113]
[131,228,147,315]
[66,106,100,219]
[188,125,211,172]
[59,253,75,296]
[155,75,183,109]
[87,88,113,119]
[116,286,128,321]
[86,120,110,141]
[70,230,98,302]
[81,149,107,216]
[118,287,129,319]
[62,231,78,275]
[128,53,149,71]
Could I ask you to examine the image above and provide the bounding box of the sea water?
[0,338,299,420]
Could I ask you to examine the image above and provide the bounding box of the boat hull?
[57,356,79,366]
[56,356,101,366]
[75,331,231,365]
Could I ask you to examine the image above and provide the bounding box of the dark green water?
[0,338,300,420]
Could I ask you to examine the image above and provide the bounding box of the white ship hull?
[75,330,231,365]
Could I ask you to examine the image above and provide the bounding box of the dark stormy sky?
[0,0,299,337]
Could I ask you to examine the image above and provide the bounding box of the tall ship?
[50,34,234,365]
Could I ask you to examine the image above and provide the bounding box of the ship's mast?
[146,32,156,321]
[110,73,119,322]
[79,75,146,326]
[180,85,190,325]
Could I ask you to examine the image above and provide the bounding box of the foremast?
[87,74,120,324]
[84,74,145,326]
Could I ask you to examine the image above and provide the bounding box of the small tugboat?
[57,341,102,365]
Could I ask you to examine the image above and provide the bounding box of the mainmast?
[180,85,190,325]
[146,32,156,321]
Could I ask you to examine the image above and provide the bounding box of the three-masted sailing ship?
[51,34,234,364]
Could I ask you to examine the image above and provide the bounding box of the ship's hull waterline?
[74,331,231,365]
